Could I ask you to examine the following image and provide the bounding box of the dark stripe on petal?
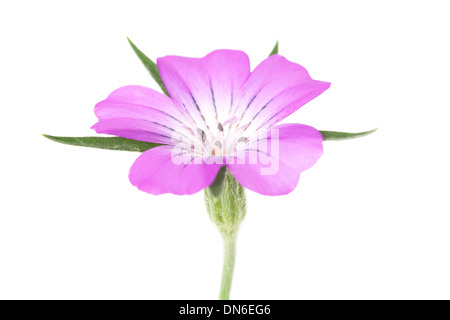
[190,93,203,115]
[255,111,279,132]
[239,89,261,120]
[241,98,275,134]
[182,102,198,126]
[210,80,218,118]
[251,98,274,122]
[151,121,175,132]
[230,92,234,113]
[190,92,210,128]
[244,148,271,156]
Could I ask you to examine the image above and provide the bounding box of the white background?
[1,0,449,300]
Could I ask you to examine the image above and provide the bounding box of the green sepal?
[321,128,378,141]
[208,166,228,199]
[205,169,246,238]
[43,135,160,152]
[127,37,169,96]
[269,41,279,56]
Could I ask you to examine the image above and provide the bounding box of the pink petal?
[92,85,188,144]
[129,146,222,195]
[157,50,251,130]
[231,55,330,133]
[226,123,323,195]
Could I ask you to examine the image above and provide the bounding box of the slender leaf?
[269,41,279,56]
[43,135,160,152]
[127,37,169,96]
[320,128,378,141]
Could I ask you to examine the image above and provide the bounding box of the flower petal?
[129,146,222,195]
[226,123,323,195]
[92,85,189,144]
[231,55,330,134]
[157,50,251,131]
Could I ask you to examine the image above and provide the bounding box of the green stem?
[219,234,237,300]
[205,168,246,300]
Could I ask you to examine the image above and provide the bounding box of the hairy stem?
[219,234,237,300]
[205,168,246,300]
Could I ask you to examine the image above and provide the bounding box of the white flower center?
[174,115,257,158]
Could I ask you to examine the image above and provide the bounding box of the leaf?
[320,128,378,141]
[127,37,169,96]
[43,135,160,152]
[269,41,279,56]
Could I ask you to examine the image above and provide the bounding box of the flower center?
[176,115,254,158]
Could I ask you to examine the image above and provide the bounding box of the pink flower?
[92,50,330,195]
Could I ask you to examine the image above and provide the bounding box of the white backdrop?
[1,0,449,299]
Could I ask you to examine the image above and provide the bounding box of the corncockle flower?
[92,50,329,196]
[44,40,376,299]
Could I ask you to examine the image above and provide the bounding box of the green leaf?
[127,37,169,96]
[43,135,160,152]
[320,128,378,141]
[269,41,279,56]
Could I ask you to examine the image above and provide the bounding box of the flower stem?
[219,233,237,300]
[205,168,246,300]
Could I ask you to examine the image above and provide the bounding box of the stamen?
[185,126,195,136]
[223,117,237,127]
[197,128,207,142]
